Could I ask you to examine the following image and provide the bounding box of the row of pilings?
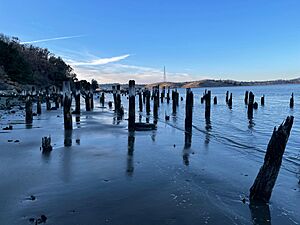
[16,79,297,204]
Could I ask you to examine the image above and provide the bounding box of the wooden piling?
[42,136,52,152]
[139,91,143,112]
[146,90,151,115]
[261,95,265,106]
[245,91,249,105]
[248,92,254,119]
[46,95,51,110]
[85,92,91,111]
[153,87,159,119]
[204,90,211,120]
[100,92,105,107]
[63,94,73,130]
[25,96,33,124]
[128,80,135,131]
[167,87,170,104]
[37,94,42,115]
[74,82,81,114]
[226,91,229,104]
[228,93,232,109]
[213,96,217,105]
[290,93,294,108]
[185,88,193,132]
[250,116,294,203]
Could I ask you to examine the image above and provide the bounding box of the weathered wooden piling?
[146,90,151,115]
[128,80,135,131]
[74,82,81,114]
[115,84,121,113]
[63,94,73,130]
[248,92,254,119]
[185,88,193,132]
[228,93,233,108]
[90,92,94,110]
[85,94,91,111]
[250,116,294,203]
[261,95,265,106]
[204,90,211,120]
[172,90,178,114]
[213,96,217,105]
[253,102,258,110]
[166,87,170,104]
[290,93,294,108]
[138,91,143,112]
[42,136,52,152]
[153,87,159,119]
[37,94,42,115]
[245,91,249,105]
[100,92,105,107]
[226,91,229,104]
[46,95,51,110]
[25,96,33,124]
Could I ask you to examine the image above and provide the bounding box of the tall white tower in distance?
[163,66,166,82]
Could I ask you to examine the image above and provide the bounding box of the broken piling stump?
[290,93,294,108]
[226,91,229,104]
[245,91,249,105]
[248,92,254,119]
[128,80,135,131]
[261,95,265,106]
[138,91,143,112]
[63,95,73,130]
[185,88,193,132]
[37,94,42,115]
[41,136,52,152]
[25,96,33,124]
[146,90,151,115]
[250,116,294,203]
[228,93,232,109]
[204,90,211,120]
[213,96,217,105]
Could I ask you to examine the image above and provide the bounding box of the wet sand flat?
[0,97,300,225]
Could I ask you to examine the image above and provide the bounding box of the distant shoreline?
[98,77,300,89]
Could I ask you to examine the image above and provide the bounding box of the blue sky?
[1,0,300,83]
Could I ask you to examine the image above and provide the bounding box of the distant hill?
[142,78,300,89]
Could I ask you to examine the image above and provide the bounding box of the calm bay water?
[128,84,300,177]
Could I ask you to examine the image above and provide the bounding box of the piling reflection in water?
[127,131,135,176]
[249,202,271,225]
[183,132,192,166]
[205,118,212,145]
[64,130,72,147]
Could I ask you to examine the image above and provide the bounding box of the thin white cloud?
[20,35,84,44]
[69,54,130,66]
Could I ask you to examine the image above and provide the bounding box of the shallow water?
[0,84,299,225]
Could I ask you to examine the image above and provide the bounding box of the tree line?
[0,34,77,89]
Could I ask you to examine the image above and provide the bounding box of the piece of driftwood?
[134,122,156,131]
[249,116,294,203]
